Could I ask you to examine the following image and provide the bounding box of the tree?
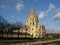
[14,22,23,38]
[0,15,8,37]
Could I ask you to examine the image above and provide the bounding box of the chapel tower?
[26,7,46,38]
[26,8,39,27]
[26,8,40,38]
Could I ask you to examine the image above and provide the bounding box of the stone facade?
[20,8,46,38]
[0,8,46,38]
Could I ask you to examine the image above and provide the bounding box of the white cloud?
[38,12,45,19]
[16,2,24,11]
[53,12,60,20]
[38,3,56,19]
[46,3,56,13]
[38,3,60,22]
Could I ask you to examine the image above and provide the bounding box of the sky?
[0,0,60,33]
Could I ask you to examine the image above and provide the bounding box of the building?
[20,8,46,38]
[0,8,46,38]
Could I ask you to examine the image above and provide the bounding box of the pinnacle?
[31,7,34,13]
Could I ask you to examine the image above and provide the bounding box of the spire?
[31,7,34,13]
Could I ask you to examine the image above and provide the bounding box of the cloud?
[53,12,60,20]
[38,3,60,22]
[46,3,56,13]
[16,2,24,11]
[38,3,56,19]
[38,12,45,19]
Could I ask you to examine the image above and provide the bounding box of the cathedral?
[20,8,46,38]
[0,8,46,38]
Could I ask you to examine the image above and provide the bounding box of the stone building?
[0,8,46,38]
[20,8,46,38]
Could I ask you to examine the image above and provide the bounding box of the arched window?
[30,22,31,25]
[32,28,34,30]
[26,29,28,31]
[32,18,34,21]
[33,22,34,25]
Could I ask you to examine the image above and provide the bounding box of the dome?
[26,7,39,26]
[27,7,38,21]
[29,8,37,18]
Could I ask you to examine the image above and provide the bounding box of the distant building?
[20,8,46,38]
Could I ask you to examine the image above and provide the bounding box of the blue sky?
[0,0,60,33]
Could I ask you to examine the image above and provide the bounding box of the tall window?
[30,22,31,25]
[32,28,34,30]
[32,18,34,21]
[26,29,28,31]
[33,22,34,25]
